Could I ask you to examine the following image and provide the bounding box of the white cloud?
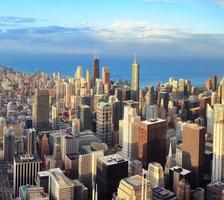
[144,0,188,4]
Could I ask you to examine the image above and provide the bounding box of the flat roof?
[98,154,127,166]
[141,118,166,125]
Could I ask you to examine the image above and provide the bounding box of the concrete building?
[117,175,152,200]
[148,162,164,188]
[121,101,141,160]
[13,154,42,197]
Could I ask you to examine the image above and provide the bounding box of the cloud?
[0,16,37,26]
[215,0,224,6]
[0,20,223,58]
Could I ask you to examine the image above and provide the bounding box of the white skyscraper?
[121,101,141,160]
[212,121,224,182]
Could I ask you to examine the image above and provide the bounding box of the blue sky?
[0,0,224,58]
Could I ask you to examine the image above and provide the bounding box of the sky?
[0,0,224,59]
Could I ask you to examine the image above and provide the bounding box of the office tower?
[19,185,49,200]
[206,181,224,200]
[138,118,167,168]
[86,68,91,90]
[207,104,214,134]
[65,153,79,179]
[78,104,92,131]
[72,118,80,135]
[117,175,152,200]
[152,187,177,200]
[199,96,211,120]
[211,92,218,106]
[145,86,154,105]
[93,54,100,87]
[81,95,94,109]
[96,79,104,95]
[3,127,15,162]
[148,162,164,188]
[16,138,25,156]
[25,128,36,155]
[179,79,186,95]
[129,160,143,176]
[78,150,104,196]
[32,89,50,132]
[102,67,110,85]
[169,166,191,194]
[56,81,66,102]
[96,154,128,200]
[0,117,6,138]
[182,123,205,188]
[73,179,88,200]
[52,105,58,130]
[212,120,224,182]
[121,101,141,160]
[206,75,217,91]
[145,105,158,120]
[49,168,74,200]
[61,134,78,164]
[75,66,83,79]
[157,90,169,110]
[36,171,50,193]
[65,82,74,108]
[40,134,50,164]
[176,179,191,200]
[13,154,42,197]
[96,101,113,146]
[131,55,140,92]
[110,98,122,132]
[214,104,224,122]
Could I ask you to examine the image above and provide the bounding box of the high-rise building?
[0,117,6,139]
[49,168,75,200]
[52,105,59,130]
[102,67,110,85]
[96,154,128,200]
[117,175,152,200]
[25,128,36,155]
[121,101,141,160]
[206,104,214,134]
[182,123,205,188]
[32,89,50,132]
[131,55,139,92]
[13,154,42,197]
[148,162,164,188]
[3,127,15,162]
[169,166,191,194]
[78,104,92,131]
[138,118,167,168]
[93,55,100,87]
[212,120,224,182]
[86,68,91,90]
[72,118,80,135]
[214,104,224,122]
[96,101,113,146]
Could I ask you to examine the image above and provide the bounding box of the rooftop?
[98,154,127,166]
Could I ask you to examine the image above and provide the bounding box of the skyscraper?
[148,162,164,188]
[121,101,141,160]
[212,120,224,182]
[96,154,128,200]
[78,104,92,131]
[96,100,113,146]
[13,154,42,197]
[117,175,152,200]
[131,55,139,92]
[93,54,100,87]
[86,68,91,90]
[3,127,15,162]
[32,89,50,132]
[25,128,36,155]
[138,118,167,168]
[182,123,205,188]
